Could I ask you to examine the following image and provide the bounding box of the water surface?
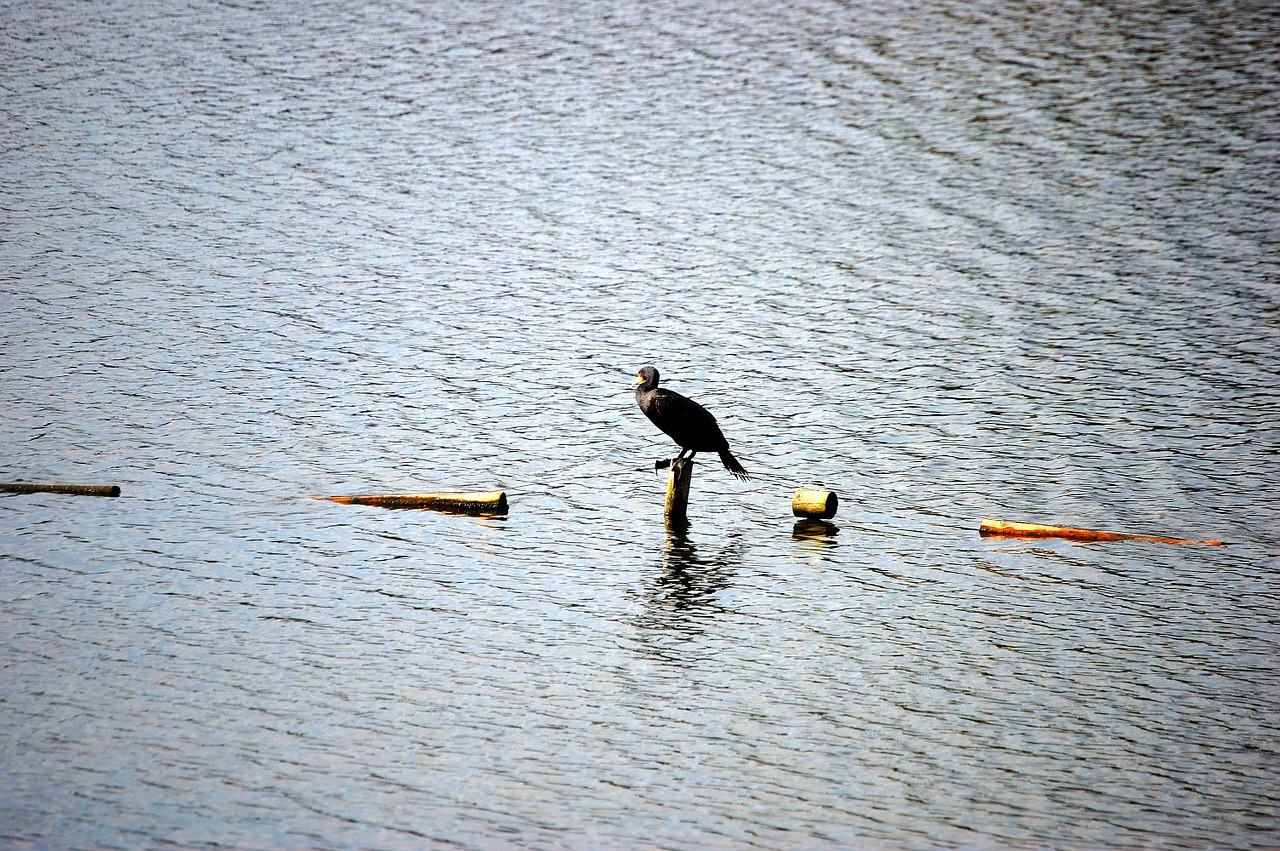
[2,0,1277,847]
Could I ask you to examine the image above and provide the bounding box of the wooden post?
[665,458,692,523]
[0,483,120,497]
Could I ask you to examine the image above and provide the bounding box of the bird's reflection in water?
[632,522,742,654]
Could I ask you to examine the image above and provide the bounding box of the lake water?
[2,0,1277,847]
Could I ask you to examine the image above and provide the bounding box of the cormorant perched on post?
[633,365,750,480]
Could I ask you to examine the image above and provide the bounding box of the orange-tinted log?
[979,519,1222,546]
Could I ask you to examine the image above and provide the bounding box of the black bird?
[633,365,750,480]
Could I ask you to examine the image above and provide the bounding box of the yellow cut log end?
[322,491,508,514]
[0,482,120,497]
[792,489,839,519]
[979,519,1222,546]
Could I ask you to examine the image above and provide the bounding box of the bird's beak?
[632,373,644,385]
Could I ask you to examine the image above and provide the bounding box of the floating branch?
[1,482,120,498]
[321,491,508,515]
[792,489,839,519]
[979,519,1223,546]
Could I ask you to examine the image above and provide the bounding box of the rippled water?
[2,0,1278,847]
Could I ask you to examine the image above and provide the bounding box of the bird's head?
[634,366,659,390]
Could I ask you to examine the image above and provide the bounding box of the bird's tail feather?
[719,450,750,481]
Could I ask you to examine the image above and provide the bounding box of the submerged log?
[0,482,120,498]
[792,489,839,519]
[979,519,1223,546]
[322,491,508,514]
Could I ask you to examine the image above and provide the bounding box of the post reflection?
[633,523,741,648]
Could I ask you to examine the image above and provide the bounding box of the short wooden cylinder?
[792,489,838,519]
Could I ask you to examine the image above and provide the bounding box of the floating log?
[665,458,693,524]
[979,519,1223,546]
[0,482,120,498]
[792,489,839,519]
[322,491,507,515]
